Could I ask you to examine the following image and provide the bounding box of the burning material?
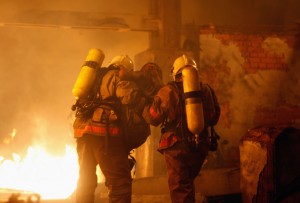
[0,191,40,203]
[0,145,78,200]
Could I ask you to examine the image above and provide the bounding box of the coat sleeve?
[142,84,179,126]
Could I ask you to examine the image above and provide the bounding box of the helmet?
[109,55,134,71]
[172,54,197,80]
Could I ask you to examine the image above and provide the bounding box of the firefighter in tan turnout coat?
[72,50,145,203]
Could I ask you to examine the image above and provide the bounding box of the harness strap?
[82,61,100,69]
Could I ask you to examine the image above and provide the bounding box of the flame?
[2,128,16,144]
[0,145,79,200]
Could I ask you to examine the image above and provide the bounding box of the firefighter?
[73,54,144,203]
[142,54,220,203]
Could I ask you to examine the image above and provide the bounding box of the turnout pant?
[76,134,132,203]
[163,139,209,203]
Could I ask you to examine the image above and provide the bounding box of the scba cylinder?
[72,48,105,100]
[182,66,204,135]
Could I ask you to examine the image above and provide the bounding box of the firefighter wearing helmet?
[73,51,145,203]
[142,54,220,203]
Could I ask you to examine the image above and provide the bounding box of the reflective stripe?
[74,125,121,137]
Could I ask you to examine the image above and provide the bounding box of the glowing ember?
[0,145,78,200]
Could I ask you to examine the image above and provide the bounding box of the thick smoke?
[0,0,148,157]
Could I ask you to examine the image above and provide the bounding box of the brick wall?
[198,26,300,166]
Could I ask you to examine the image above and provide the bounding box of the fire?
[0,145,78,200]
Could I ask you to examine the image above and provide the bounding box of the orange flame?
[0,145,78,200]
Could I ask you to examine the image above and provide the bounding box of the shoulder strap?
[205,84,221,126]
[203,84,221,151]
[91,66,120,101]
[75,66,120,118]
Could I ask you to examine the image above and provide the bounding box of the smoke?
[199,34,246,145]
[0,25,148,157]
[199,34,300,147]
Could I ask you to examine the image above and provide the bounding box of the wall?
[198,26,300,168]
